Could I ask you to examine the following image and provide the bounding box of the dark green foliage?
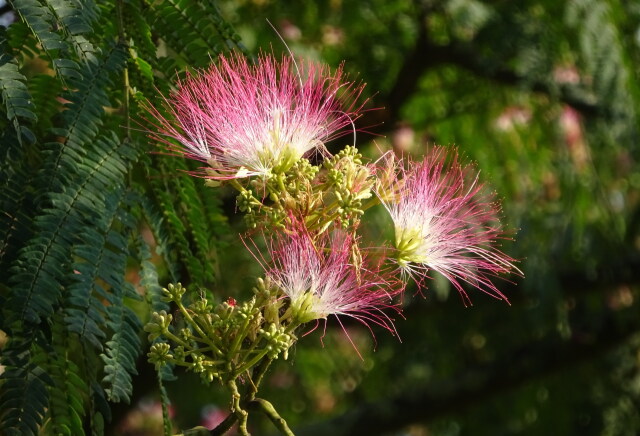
[7,132,133,327]
[0,357,51,436]
[41,43,128,193]
[149,0,246,69]
[0,53,36,145]
[146,157,219,286]
[137,233,169,314]
[26,73,61,133]
[46,0,98,63]
[99,190,143,404]
[11,0,68,54]
[101,280,142,403]
[45,316,88,436]
[65,189,129,350]
[0,0,232,434]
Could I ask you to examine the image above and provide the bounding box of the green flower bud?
[148,342,172,369]
[190,354,206,374]
[162,283,186,302]
[214,301,235,320]
[144,310,173,340]
[201,367,220,383]
[190,298,211,315]
[237,189,257,213]
[173,346,187,363]
[259,323,293,359]
[180,328,192,342]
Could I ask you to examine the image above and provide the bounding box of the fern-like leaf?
[11,0,67,51]
[44,43,127,181]
[65,191,129,350]
[27,73,62,135]
[6,133,133,328]
[136,232,169,314]
[0,53,36,145]
[99,191,143,404]
[0,154,35,275]
[101,283,143,403]
[5,20,40,58]
[45,0,99,63]
[43,315,88,436]
[149,0,226,68]
[10,0,78,81]
[0,351,51,436]
[137,185,181,283]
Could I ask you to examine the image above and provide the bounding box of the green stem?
[229,179,245,192]
[284,320,300,335]
[228,379,249,435]
[187,338,216,349]
[192,313,225,351]
[208,358,280,435]
[248,398,294,436]
[175,301,221,354]
[360,195,381,212]
[157,371,173,436]
[115,0,130,139]
[307,211,340,232]
[163,330,189,349]
[237,335,260,367]
[233,348,270,378]
[228,314,253,359]
[247,357,273,399]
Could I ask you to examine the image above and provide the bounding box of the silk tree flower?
[144,52,366,180]
[254,228,401,344]
[377,147,521,305]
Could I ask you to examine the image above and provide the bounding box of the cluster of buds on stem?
[146,281,297,384]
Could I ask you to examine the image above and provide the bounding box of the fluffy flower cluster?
[377,148,520,305]
[144,52,365,179]
[145,52,521,340]
[261,229,399,334]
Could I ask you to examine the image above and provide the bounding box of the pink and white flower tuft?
[144,52,365,179]
[377,147,521,305]
[261,229,400,339]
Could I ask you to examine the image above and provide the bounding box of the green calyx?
[394,226,428,266]
[290,291,324,324]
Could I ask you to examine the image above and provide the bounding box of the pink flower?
[256,228,401,340]
[144,52,365,179]
[377,147,520,305]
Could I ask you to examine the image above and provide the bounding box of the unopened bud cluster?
[235,146,375,233]
[145,281,297,385]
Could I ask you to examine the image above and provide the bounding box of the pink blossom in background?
[200,404,229,431]
[377,147,520,305]
[257,228,401,340]
[144,52,365,179]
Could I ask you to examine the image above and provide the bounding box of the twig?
[248,398,295,436]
